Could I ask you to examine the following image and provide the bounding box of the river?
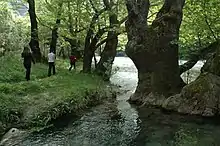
[19,57,220,146]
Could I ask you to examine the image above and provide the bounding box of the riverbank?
[11,57,220,146]
[0,54,116,137]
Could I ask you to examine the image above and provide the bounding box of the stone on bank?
[163,73,220,116]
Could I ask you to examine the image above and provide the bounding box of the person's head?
[70,52,75,56]
[49,50,54,54]
[23,46,30,54]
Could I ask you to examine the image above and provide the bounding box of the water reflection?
[134,107,220,146]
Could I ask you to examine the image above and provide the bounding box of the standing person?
[48,50,56,76]
[21,46,35,81]
[69,54,77,71]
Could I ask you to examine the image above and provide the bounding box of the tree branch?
[91,28,108,52]
[89,0,99,13]
[204,15,218,41]
[179,40,219,74]
[152,0,185,28]
[95,30,126,48]
[119,16,128,25]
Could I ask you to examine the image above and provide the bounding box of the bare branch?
[119,16,128,25]
[95,30,126,48]
[204,15,218,41]
[89,0,98,13]
[103,0,111,9]
[147,12,157,19]
[179,40,219,74]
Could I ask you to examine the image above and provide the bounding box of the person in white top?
[48,50,56,76]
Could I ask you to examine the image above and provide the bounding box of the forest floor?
[0,53,116,136]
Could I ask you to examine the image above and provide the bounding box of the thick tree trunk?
[83,28,106,72]
[95,31,118,80]
[83,21,96,73]
[95,0,119,80]
[82,1,107,73]
[82,22,106,73]
[63,36,82,59]
[28,0,41,62]
[49,3,63,54]
[126,0,185,103]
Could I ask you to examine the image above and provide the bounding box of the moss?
[0,53,115,134]
[185,74,210,96]
[173,127,198,146]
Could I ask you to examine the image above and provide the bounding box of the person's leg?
[52,62,56,75]
[24,64,28,80]
[69,63,73,71]
[26,67,31,81]
[24,65,27,80]
[73,62,76,69]
[48,63,52,77]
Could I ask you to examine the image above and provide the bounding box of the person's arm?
[31,53,35,64]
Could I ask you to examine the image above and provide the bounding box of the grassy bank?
[0,53,115,136]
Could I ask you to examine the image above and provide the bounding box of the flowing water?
[17,57,220,146]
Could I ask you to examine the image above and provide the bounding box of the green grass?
[0,53,114,134]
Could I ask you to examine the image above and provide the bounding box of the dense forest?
[1,0,220,145]
[1,0,220,79]
[1,1,219,56]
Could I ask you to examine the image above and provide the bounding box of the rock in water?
[0,128,26,146]
[163,73,220,116]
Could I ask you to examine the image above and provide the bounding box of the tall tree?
[82,0,107,73]
[49,2,63,54]
[28,0,41,62]
[63,1,81,58]
[125,0,186,103]
[95,0,119,80]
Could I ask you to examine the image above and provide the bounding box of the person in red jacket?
[69,54,77,71]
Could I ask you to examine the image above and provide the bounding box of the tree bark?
[125,0,185,103]
[49,3,63,54]
[28,0,41,62]
[83,28,106,72]
[82,5,106,73]
[95,0,119,80]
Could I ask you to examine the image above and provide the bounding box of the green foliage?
[0,1,28,53]
[0,54,113,132]
[2,0,220,59]
[179,0,220,59]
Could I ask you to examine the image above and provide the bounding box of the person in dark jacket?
[69,54,77,71]
[21,46,35,81]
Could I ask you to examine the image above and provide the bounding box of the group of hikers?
[21,46,77,81]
